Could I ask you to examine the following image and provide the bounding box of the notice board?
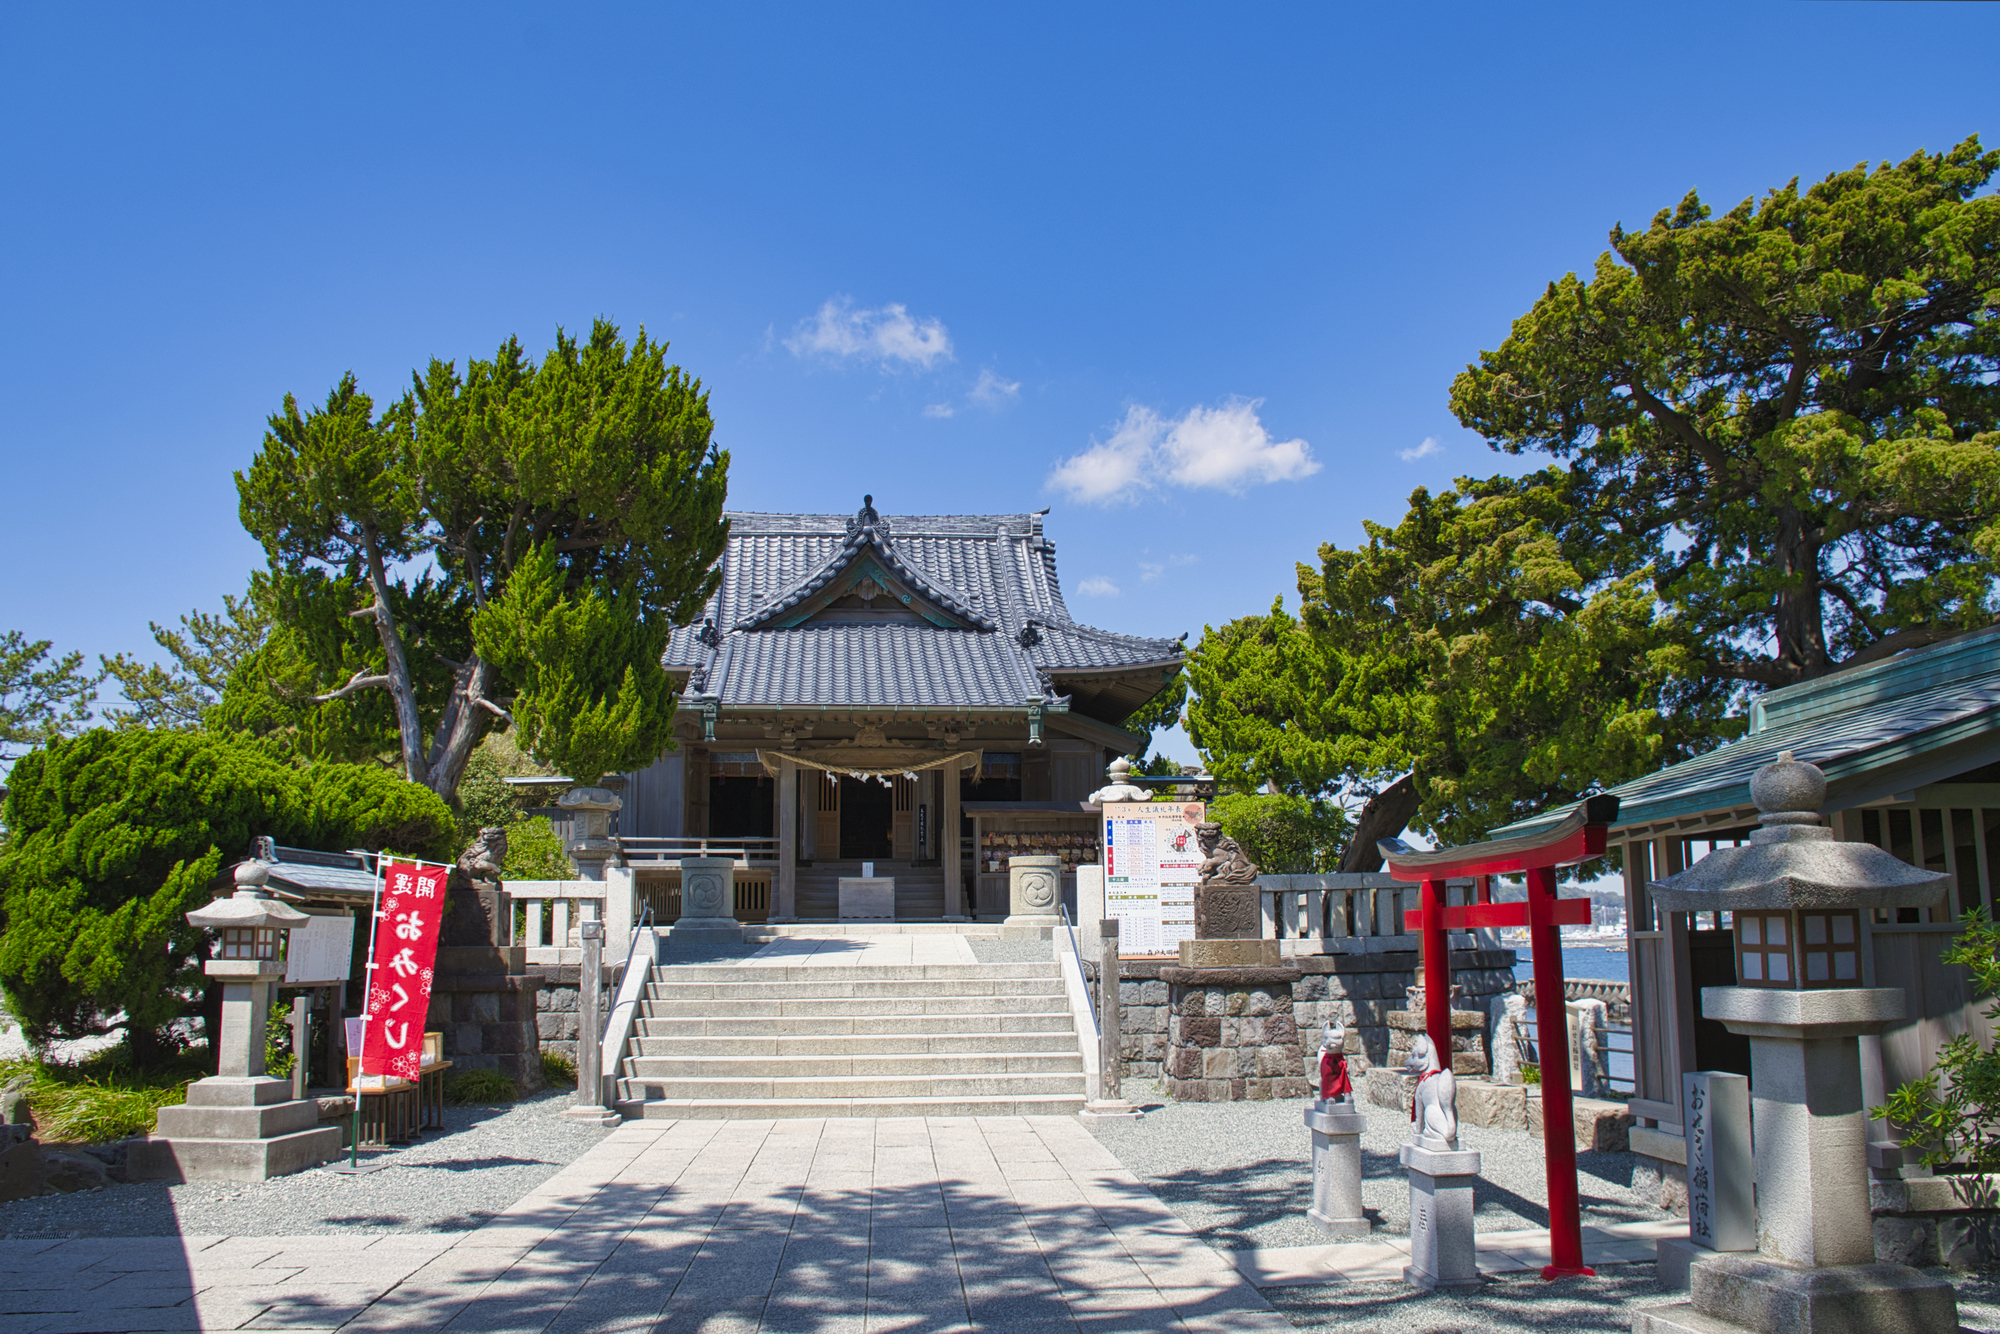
[283,912,357,985]
[1102,801,1205,956]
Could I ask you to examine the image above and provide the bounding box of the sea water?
[1509,944,1633,1092]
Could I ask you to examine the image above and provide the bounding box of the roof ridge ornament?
[847,494,888,538]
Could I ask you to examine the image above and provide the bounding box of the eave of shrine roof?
[1490,672,2000,842]
[696,624,1052,709]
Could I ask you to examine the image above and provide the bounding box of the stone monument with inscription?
[1656,1071,1754,1288]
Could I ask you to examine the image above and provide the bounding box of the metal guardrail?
[1060,904,1100,1040]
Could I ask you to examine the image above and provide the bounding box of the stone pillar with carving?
[672,856,742,943]
[1004,854,1062,937]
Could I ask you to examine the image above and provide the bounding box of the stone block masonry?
[529,962,615,1065]
[1162,966,1308,1101]
[1088,947,1517,1083]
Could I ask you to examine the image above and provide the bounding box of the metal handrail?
[1060,904,1100,1039]
[595,900,657,1108]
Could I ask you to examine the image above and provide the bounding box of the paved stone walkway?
[0,1116,1287,1333]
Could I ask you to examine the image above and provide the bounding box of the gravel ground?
[1084,1082,1668,1252]
[968,936,1062,964]
[0,1089,610,1239]
[1269,1267,2000,1334]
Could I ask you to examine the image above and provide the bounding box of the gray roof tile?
[665,505,1183,709]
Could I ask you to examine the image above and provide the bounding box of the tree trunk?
[1339,773,1422,873]
[361,527,430,788]
[1771,505,1831,682]
[424,655,497,803]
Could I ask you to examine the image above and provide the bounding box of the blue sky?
[3,4,1996,766]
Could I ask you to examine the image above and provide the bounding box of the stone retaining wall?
[529,964,616,1064]
[1086,948,1516,1083]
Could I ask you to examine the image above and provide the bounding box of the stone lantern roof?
[186,858,314,933]
[1648,751,1950,913]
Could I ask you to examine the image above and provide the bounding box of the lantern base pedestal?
[1633,1256,1957,1334]
[127,1076,339,1183]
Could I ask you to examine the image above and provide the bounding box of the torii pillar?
[1379,793,1620,1280]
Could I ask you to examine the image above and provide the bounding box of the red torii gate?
[1378,793,1619,1280]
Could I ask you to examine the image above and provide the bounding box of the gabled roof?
[1491,624,2000,841]
[667,499,1185,721]
[734,505,996,632]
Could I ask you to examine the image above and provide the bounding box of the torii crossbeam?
[1378,793,1619,1280]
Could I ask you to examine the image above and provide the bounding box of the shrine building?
[611,497,1186,922]
[1491,624,2000,1142]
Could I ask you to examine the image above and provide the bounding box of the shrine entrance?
[839,775,894,860]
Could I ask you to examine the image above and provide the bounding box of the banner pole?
[351,850,389,1169]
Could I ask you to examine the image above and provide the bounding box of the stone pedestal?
[1633,987,1958,1334]
[673,856,743,942]
[430,944,546,1092]
[1003,855,1062,936]
[1305,1102,1369,1237]
[1162,939,1306,1101]
[129,1076,339,1183]
[1400,1142,1482,1291]
[838,877,895,920]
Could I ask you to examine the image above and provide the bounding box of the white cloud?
[968,368,1021,409]
[1076,575,1121,597]
[784,297,953,370]
[922,403,955,419]
[1399,436,1444,462]
[1048,398,1319,505]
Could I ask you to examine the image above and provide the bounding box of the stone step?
[635,1012,1076,1038]
[632,1031,1070,1057]
[621,1051,1084,1079]
[615,1093,1086,1120]
[745,923,1003,937]
[644,978,1064,1001]
[615,1072,1087,1101]
[640,995,1070,1019]
[650,963,1057,983]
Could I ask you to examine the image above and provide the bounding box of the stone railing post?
[562,919,618,1125]
[1081,918,1140,1119]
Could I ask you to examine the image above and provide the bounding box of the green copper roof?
[1490,624,2000,841]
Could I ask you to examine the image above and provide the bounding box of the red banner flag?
[360,861,449,1081]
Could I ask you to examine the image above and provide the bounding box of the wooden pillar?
[1527,864,1590,1277]
[943,757,966,920]
[774,755,798,922]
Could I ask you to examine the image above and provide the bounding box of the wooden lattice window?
[1736,913,1792,986]
[1797,911,1861,986]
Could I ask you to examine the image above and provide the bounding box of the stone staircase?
[614,962,1087,1118]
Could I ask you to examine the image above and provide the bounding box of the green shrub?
[1882,907,2000,1170]
[1207,792,1350,874]
[541,1049,577,1087]
[1520,1062,1542,1086]
[446,1068,519,1104]
[264,1001,295,1082]
[0,728,455,1065]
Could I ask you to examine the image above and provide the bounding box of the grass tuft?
[1,1043,210,1142]
[445,1068,520,1104]
[541,1050,577,1088]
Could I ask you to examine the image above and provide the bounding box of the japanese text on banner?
[360,862,449,1080]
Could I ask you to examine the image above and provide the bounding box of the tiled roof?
[667,503,1184,714]
[1491,625,2000,840]
[702,625,1050,708]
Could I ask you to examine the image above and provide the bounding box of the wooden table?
[346,1058,420,1146]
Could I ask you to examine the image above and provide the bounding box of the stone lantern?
[126,857,342,1182]
[1634,751,1958,1334]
